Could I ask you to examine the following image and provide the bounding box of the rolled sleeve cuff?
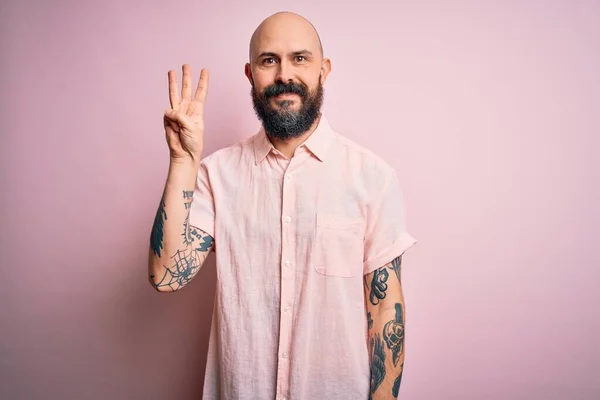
[363,232,417,275]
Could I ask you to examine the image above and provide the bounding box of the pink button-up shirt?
[189,115,416,400]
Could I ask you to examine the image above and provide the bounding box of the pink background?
[1,0,599,399]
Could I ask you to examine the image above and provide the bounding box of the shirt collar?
[253,114,335,165]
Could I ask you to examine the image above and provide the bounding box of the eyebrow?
[256,50,313,59]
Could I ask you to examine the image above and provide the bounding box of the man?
[149,11,417,400]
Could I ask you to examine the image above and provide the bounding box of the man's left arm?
[364,255,405,400]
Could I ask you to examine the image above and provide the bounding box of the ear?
[319,58,332,85]
[244,63,254,86]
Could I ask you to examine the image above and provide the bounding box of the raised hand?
[163,64,209,165]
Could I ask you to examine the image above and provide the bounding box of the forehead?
[251,19,319,57]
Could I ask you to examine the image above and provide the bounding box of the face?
[246,19,331,140]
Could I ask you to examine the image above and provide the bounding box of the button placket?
[276,162,298,399]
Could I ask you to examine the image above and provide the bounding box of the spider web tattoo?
[151,247,202,291]
[150,189,214,291]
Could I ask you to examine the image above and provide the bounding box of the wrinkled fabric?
[189,115,416,400]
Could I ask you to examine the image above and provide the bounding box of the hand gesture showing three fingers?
[164,64,209,165]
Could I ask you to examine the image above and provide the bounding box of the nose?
[275,59,294,83]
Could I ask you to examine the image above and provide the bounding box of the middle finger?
[181,64,193,101]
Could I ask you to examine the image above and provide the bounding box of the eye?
[262,57,276,65]
[295,55,306,62]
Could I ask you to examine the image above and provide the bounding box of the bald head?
[249,12,323,62]
[245,12,332,139]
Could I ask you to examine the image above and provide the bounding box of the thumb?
[164,108,190,127]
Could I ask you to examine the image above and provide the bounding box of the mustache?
[263,82,307,98]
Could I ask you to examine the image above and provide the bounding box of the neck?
[266,114,322,159]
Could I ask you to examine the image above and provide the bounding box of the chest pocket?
[314,213,364,277]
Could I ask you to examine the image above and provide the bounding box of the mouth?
[273,93,299,99]
[270,93,301,108]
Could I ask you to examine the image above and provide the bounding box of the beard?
[251,80,324,140]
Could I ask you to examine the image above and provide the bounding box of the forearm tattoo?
[150,247,204,291]
[366,256,405,398]
[183,190,193,209]
[383,303,405,367]
[392,362,404,398]
[150,189,214,291]
[150,195,167,257]
[368,268,389,305]
[369,333,386,394]
[389,255,402,285]
[369,303,405,398]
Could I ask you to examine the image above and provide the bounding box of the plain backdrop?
[1,0,599,399]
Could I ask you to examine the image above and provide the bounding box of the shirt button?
[284,216,292,223]
[282,397,287,400]
[285,260,291,267]
[282,352,288,358]
[284,306,290,312]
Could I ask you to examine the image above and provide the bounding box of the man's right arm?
[148,160,215,292]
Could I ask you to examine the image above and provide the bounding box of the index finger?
[194,68,209,103]
[168,70,180,109]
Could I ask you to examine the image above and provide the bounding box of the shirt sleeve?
[363,169,417,275]
[188,160,216,240]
